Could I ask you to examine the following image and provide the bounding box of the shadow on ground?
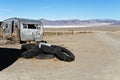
[0,48,23,71]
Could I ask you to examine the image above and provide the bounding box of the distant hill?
[111,22,120,25]
[0,19,120,28]
[40,19,120,26]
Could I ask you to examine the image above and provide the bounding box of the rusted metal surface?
[1,18,43,43]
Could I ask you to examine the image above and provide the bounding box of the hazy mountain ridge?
[40,19,120,26]
[111,22,120,25]
[0,19,120,28]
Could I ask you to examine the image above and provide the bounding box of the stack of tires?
[21,44,75,62]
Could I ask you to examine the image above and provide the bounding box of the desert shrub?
[76,31,93,34]
[44,30,93,36]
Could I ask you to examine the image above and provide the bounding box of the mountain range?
[0,19,120,28]
[40,19,120,26]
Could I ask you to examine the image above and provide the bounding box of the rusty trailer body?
[1,18,43,43]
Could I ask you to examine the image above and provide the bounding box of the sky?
[0,0,120,20]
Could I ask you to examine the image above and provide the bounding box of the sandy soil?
[0,27,120,80]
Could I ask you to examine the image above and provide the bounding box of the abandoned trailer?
[1,18,75,62]
[1,18,43,43]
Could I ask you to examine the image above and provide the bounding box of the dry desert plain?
[0,26,120,80]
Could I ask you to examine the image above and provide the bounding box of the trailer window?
[15,22,18,28]
[28,24,36,29]
[23,24,28,29]
[5,24,8,28]
[23,24,41,29]
[35,24,41,29]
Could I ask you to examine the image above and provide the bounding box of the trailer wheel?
[51,45,75,62]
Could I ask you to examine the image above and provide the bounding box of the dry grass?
[44,30,93,36]
[0,32,2,38]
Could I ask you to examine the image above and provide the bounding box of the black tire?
[20,41,26,44]
[51,45,75,62]
[41,45,58,54]
[21,44,37,51]
[40,40,47,43]
[35,53,55,59]
[21,47,41,59]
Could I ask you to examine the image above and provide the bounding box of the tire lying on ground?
[21,46,55,59]
[21,47,41,59]
[35,53,55,59]
[21,44,75,61]
[41,45,59,54]
[51,45,75,62]
[21,44,37,51]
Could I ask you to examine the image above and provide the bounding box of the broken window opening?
[5,24,8,28]
[15,22,18,28]
[23,24,28,29]
[28,24,36,29]
[23,24,41,29]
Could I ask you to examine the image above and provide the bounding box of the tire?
[20,41,26,44]
[21,47,41,59]
[40,40,47,43]
[21,44,37,51]
[35,53,55,59]
[51,45,75,62]
[41,45,58,54]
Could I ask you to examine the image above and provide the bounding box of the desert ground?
[0,26,120,80]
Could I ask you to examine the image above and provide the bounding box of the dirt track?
[0,30,120,80]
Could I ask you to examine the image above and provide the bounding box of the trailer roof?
[4,18,42,24]
[19,18,42,24]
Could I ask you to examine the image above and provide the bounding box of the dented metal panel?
[1,18,43,42]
